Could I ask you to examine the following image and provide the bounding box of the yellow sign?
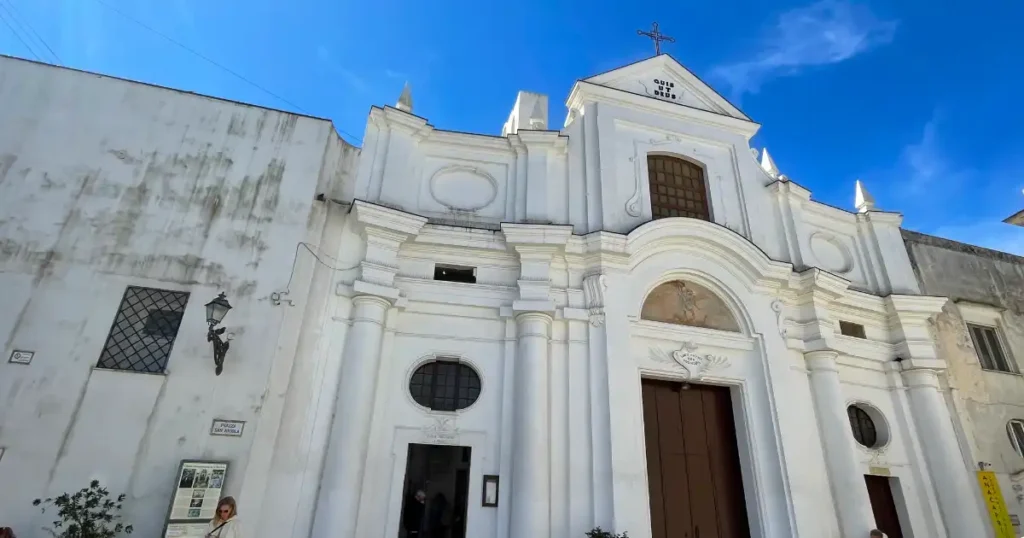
[978,471,1015,538]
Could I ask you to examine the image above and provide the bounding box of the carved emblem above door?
[650,341,730,381]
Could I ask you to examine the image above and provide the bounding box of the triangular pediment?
[583,54,750,121]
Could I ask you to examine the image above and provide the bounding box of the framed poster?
[163,522,210,538]
[161,460,230,538]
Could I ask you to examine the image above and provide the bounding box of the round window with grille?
[847,404,879,448]
[409,360,481,412]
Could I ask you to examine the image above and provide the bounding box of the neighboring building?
[0,56,359,535]
[904,229,1024,536]
[0,51,996,538]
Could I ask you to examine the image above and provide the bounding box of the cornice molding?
[377,106,433,137]
[413,224,508,252]
[884,294,949,319]
[512,130,570,152]
[858,210,904,227]
[787,268,851,302]
[500,223,574,247]
[352,199,428,237]
[630,320,755,351]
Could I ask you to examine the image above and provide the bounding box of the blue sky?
[2,0,1023,253]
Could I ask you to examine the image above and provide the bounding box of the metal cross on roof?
[637,22,675,55]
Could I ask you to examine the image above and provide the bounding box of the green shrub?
[32,480,133,538]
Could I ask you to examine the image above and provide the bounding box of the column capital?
[350,293,393,310]
[805,350,839,371]
[515,311,553,327]
[901,367,941,389]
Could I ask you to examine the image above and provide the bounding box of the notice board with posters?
[162,460,230,538]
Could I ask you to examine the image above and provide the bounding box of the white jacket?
[206,517,242,538]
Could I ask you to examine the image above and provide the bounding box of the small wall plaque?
[868,466,891,476]
[210,419,245,437]
[1011,514,1020,527]
[482,475,499,507]
[9,350,33,364]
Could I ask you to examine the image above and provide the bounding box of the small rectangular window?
[434,264,476,284]
[97,286,189,373]
[839,321,867,339]
[968,324,1015,373]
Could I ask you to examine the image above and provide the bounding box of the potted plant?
[32,480,133,538]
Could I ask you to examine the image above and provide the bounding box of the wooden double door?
[642,379,750,538]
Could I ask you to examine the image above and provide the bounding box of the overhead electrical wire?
[0,6,40,61]
[90,0,363,144]
[0,0,61,64]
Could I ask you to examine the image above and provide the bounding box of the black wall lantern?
[204,292,232,375]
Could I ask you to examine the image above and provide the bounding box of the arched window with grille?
[647,154,711,221]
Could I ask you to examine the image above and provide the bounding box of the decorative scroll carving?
[422,417,459,445]
[641,280,739,332]
[583,273,608,327]
[770,299,788,337]
[650,341,730,381]
[626,138,680,216]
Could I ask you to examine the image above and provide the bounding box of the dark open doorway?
[865,474,905,538]
[398,443,471,538]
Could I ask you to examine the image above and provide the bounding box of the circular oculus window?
[847,404,881,448]
[409,360,481,412]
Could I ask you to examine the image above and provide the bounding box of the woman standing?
[206,496,242,538]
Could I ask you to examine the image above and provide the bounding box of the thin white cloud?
[384,69,407,79]
[713,0,897,97]
[894,111,976,196]
[889,114,1023,256]
[316,45,370,94]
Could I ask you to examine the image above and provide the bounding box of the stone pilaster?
[501,223,571,538]
[311,201,426,538]
[582,273,613,529]
[902,368,989,537]
[805,350,876,536]
[886,294,988,537]
[510,311,553,538]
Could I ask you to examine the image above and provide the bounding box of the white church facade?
[0,52,998,538]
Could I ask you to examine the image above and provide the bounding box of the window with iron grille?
[1008,420,1024,457]
[409,360,481,412]
[647,155,711,221]
[96,286,190,373]
[847,405,878,448]
[968,324,1015,373]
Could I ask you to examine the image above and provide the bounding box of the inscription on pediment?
[640,78,679,102]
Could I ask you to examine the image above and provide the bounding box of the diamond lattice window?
[97,286,190,373]
[647,155,710,221]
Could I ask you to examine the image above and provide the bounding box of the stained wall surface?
[904,229,1024,532]
[0,56,356,535]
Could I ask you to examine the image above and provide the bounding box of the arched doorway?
[639,280,750,538]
